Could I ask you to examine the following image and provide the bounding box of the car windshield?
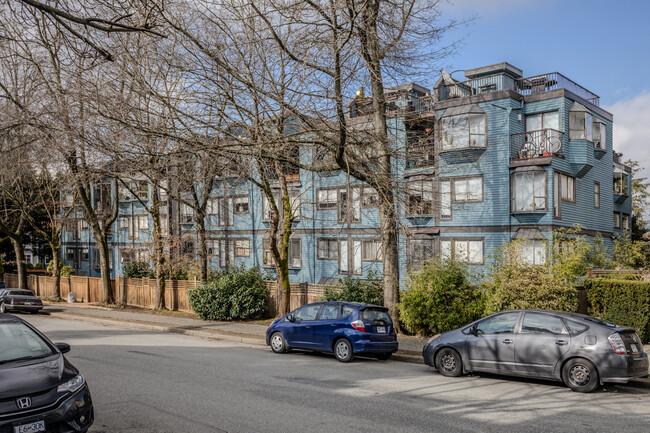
[0,322,54,364]
[8,290,35,296]
[360,308,391,323]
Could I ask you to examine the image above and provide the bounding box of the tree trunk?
[94,235,113,304]
[378,191,400,330]
[196,212,208,282]
[152,192,166,310]
[276,258,291,316]
[51,243,61,299]
[10,236,27,290]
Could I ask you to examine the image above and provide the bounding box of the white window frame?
[441,113,487,150]
[511,170,547,212]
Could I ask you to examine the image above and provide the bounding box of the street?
[23,315,650,433]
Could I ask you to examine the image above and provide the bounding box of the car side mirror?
[55,342,71,354]
[287,314,295,323]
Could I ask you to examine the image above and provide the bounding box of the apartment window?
[317,189,338,209]
[338,187,361,223]
[594,182,600,209]
[235,239,250,257]
[120,249,134,264]
[119,217,129,231]
[453,176,483,202]
[317,239,339,260]
[66,248,75,261]
[92,248,113,269]
[511,170,547,212]
[407,238,434,271]
[569,111,593,141]
[288,238,302,268]
[526,111,559,133]
[80,219,89,231]
[555,172,575,203]
[182,240,195,256]
[440,180,451,219]
[339,239,362,275]
[361,240,382,262]
[289,189,301,219]
[81,248,89,262]
[593,122,606,149]
[622,213,630,230]
[521,240,546,265]
[206,197,219,215]
[441,239,483,265]
[234,196,249,214]
[407,177,433,216]
[441,113,487,150]
[262,190,301,222]
[362,187,379,208]
[613,212,621,228]
[181,203,194,224]
[136,215,148,231]
[262,238,275,266]
[613,172,629,195]
[137,181,149,200]
[159,216,169,237]
[218,198,234,227]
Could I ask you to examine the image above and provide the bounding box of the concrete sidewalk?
[40,302,649,389]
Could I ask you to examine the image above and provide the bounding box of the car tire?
[270,332,287,353]
[0,302,5,314]
[333,338,353,363]
[562,358,599,393]
[376,352,392,361]
[435,348,463,377]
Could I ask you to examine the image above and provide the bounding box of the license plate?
[631,344,639,353]
[13,421,45,433]
[376,326,386,334]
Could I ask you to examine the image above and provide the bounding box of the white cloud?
[606,91,650,179]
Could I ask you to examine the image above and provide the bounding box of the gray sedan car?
[423,309,648,392]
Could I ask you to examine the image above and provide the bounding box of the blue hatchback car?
[266,302,398,362]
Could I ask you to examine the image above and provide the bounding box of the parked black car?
[0,289,43,314]
[0,314,93,432]
[423,309,649,392]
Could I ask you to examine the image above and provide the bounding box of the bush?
[323,271,383,305]
[46,260,75,277]
[188,265,268,321]
[34,262,43,270]
[585,278,650,342]
[399,258,485,336]
[123,261,154,279]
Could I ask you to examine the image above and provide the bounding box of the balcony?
[510,129,564,161]
[515,73,600,106]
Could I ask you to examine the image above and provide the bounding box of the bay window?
[569,111,593,141]
[441,111,487,150]
[511,169,547,212]
[407,177,433,216]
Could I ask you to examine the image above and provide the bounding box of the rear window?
[0,322,54,364]
[360,308,391,323]
[564,319,589,335]
[9,290,35,296]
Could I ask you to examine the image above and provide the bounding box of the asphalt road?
[22,315,650,433]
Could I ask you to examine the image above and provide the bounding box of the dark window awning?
[512,228,545,240]
[511,165,547,173]
[441,104,485,117]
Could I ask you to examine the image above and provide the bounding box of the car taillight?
[351,320,366,332]
[608,333,626,354]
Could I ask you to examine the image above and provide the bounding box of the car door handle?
[556,340,568,346]
[502,339,513,345]
[330,324,338,326]
[305,325,311,328]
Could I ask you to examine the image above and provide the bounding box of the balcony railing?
[515,72,600,106]
[510,129,564,160]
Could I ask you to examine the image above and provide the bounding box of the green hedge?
[585,278,650,342]
[188,265,268,321]
[323,270,383,305]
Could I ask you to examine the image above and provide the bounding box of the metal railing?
[510,129,564,160]
[515,72,600,106]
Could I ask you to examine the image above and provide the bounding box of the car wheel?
[376,352,392,361]
[435,348,463,377]
[270,332,287,353]
[562,358,599,393]
[0,302,5,314]
[333,338,353,363]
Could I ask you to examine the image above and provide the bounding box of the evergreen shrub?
[323,270,383,305]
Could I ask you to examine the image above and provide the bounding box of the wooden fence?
[2,273,338,316]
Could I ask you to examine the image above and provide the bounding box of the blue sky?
[437,0,650,177]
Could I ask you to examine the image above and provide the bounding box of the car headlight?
[57,374,85,394]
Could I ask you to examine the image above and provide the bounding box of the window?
[181,204,194,224]
[565,320,589,335]
[593,122,606,149]
[407,238,434,271]
[554,172,575,204]
[453,177,483,202]
[137,181,149,200]
[622,213,630,230]
[182,240,195,257]
[525,111,559,132]
[120,249,134,264]
[289,238,302,268]
[361,240,382,262]
[440,180,451,219]
[80,219,89,230]
[475,312,519,334]
[521,313,566,334]
[614,172,629,195]
[317,189,338,209]
[207,239,233,268]
[362,187,379,208]
[206,197,219,215]
[319,304,340,320]
[66,249,75,261]
[293,304,321,322]
[511,170,547,212]
[339,239,362,275]
[234,196,249,214]
[218,198,234,227]
[317,239,339,260]
[338,187,361,223]
[262,238,275,266]
[136,215,148,231]
[569,111,593,141]
[81,248,89,262]
[441,113,487,150]
[594,182,600,209]
[521,240,546,265]
[235,239,250,257]
[441,239,483,264]
[613,212,621,228]
[407,178,433,216]
[262,191,301,221]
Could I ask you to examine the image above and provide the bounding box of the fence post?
[85,277,90,303]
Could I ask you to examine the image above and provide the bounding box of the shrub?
[399,258,485,336]
[34,262,44,270]
[585,278,650,342]
[188,265,268,321]
[323,270,383,305]
[123,261,154,279]
[46,259,76,277]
